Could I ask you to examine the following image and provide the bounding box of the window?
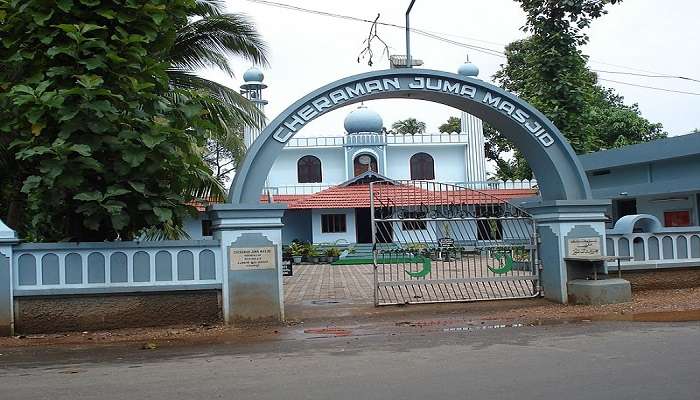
[353,154,378,176]
[297,155,322,183]
[410,152,435,180]
[664,210,691,227]
[321,214,346,233]
[401,212,427,231]
[201,219,212,237]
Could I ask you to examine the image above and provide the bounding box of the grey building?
[579,133,700,227]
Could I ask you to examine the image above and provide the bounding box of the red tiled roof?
[282,184,538,209]
[190,186,538,211]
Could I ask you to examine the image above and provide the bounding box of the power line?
[599,78,700,96]
[593,70,700,84]
[245,0,700,92]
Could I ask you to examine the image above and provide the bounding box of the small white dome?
[243,67,264,82]
[458,62,479,77]
[344,105,383,134]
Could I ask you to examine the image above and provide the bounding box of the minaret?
[240,67,268,150]
[457,60,488,185]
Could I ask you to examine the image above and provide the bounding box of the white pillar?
[0,219,18,336]
[461,112,487,185]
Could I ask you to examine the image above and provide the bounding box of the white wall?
[311,208,357,244]
[183,213,208,240]
[635,193,699,227]
[267,148,346,187]
[385,145,467,183]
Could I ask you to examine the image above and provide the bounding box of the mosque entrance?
[355,208,373,243]
[370,180,540,305]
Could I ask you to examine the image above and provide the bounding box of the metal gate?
[370,180,540,306]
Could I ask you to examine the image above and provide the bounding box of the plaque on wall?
[566,237,601,257]
[282,257,293,277]
[438,237,455,248]
[229,246,276,270]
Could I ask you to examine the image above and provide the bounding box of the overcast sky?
[207,0,700,138]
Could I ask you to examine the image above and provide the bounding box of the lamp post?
[405,0,416,68]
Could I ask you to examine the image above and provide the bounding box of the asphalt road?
[1,321,699,400]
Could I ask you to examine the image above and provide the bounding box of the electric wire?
[244,0,700,95]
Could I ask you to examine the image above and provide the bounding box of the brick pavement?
[283,264,374,305]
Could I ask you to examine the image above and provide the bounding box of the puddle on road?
[303,327,352,337]
[591,309,700,322]
[443,323,527,332]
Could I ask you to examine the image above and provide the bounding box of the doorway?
[355,208,372,243]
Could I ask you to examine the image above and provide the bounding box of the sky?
[205,0,700,138]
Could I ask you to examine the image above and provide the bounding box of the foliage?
[488,0,666,180]
[168,1,268,156]
[0,0,225,241]
[202,119,245,184]
[325,247,341,257]
[438,116,461,134]
[288,241,305,257]
[390,118,426,135]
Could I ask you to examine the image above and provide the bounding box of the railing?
[385,134,470,145]
[12,240,223,296]
[263,180,538,196]
[283,133,472,148]
[284,136,345,148]
[264,184,334,195]
[345,133,386,146]
[605,214,700,270]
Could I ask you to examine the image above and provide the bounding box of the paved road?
[1,321,698,400]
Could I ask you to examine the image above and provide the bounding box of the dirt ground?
[1,268,699,349]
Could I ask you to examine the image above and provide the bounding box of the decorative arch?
[297,155,322,183]
[353,153,378,176]
[610,214,662,234]
[410,152,435,180]
[229,69,591,203]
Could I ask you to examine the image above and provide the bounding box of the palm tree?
[143,1,269,239]
[168,0,269,181]
[169,1,268,126]
[391,118,427,135]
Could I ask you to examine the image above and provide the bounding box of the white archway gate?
[208,69,614,323]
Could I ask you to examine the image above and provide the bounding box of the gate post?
[0,219,18,336]
[207,203,287,324]
[523,200,621,304]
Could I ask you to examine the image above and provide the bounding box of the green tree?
[168,1,268,142]
[488,0,665,179]
[438,116,461,134]
[391,118,427,135]
[0,0,227,241]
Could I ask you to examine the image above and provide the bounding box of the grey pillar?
[0,219,18,336]
[207,203,287,324]
[523,200,612,303]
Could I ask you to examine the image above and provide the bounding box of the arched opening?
[410,152,435,180]
[229,69,591,204]
[353,153,377,176]
[297,155,322,183]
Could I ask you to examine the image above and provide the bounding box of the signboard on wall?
[229,246,276,270]
[282,257,293,276]
[566,237,601,257]
[438,237,455,248]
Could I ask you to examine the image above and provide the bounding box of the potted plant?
[511,247,531,271]
[326,247,341,263]
[307,244,321,263]
[289,242,304,264]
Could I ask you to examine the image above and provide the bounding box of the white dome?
[458,62,479,77]
[343,105,383,134]
[243,67,264,82]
